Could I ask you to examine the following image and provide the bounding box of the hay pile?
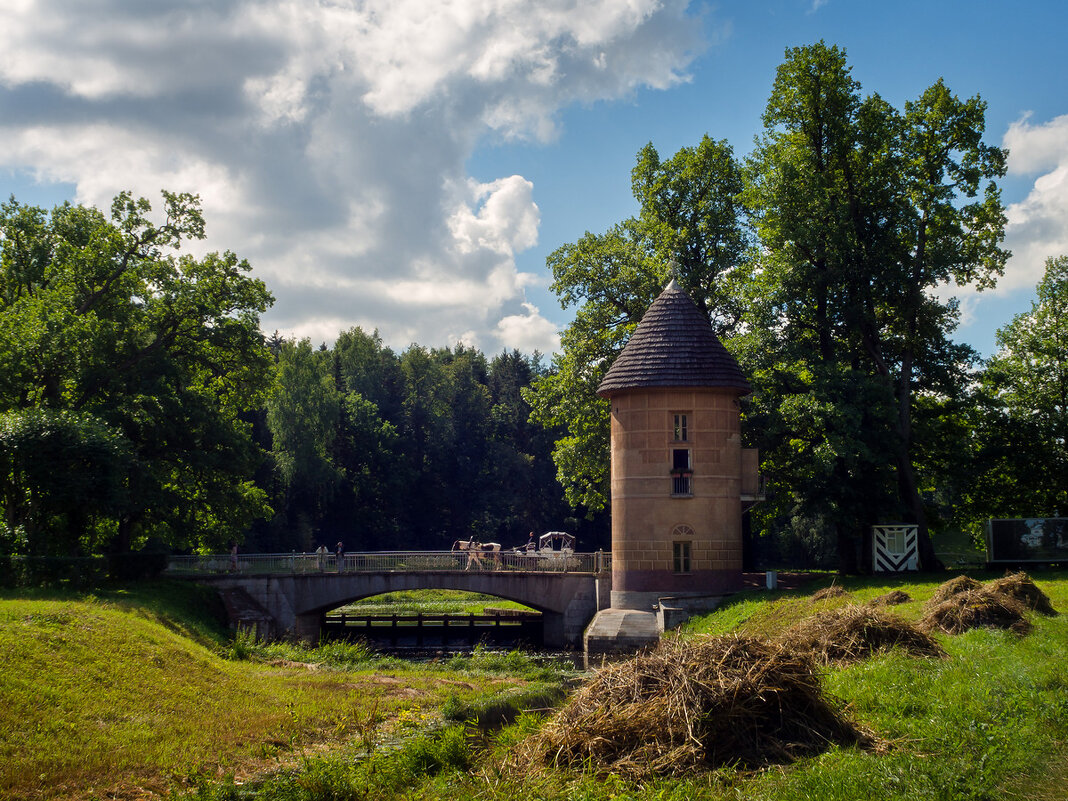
[782,605,944,665]
[810,585,851,603]
[989,572,1057,615]
[920,572,1056,635]
[921,587,1031,635]
[926,575,982,606]
[517,635,875,777]
[869,590,912,607]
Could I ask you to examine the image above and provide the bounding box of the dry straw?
[516,635,877,778]
[989,571,1057,615]
[925,575,982,606]
[515,573,1055,780]
[869,590,913,607]
[920,587,1032,635]
[920,572,1056,636]
[781,604,944,665]
[810,585,851,603]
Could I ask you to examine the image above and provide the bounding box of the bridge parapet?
[168,550,611,576]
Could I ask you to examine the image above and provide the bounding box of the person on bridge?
[525,532,536,553]
[336,541,344,572]
[316,544,328,572]
[229,543,238,572]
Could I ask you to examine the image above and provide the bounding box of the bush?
[0,552,167,588]
[0,555,107,588]
[106,551,168,581]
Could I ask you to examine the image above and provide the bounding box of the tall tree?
[743,42,1008,569]
[963,255,1068,526]
[265,338,342,551]
[527,137,749,512]
[0,410,132,555]
[0,192,274,554]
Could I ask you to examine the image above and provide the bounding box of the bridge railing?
[165,550,611,576]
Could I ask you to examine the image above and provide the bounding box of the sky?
[1,0,1066,360]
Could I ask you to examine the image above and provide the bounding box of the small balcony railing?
[671,471,693,497]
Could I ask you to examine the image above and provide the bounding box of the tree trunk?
[894,448,942,571]
[836,525,859,574]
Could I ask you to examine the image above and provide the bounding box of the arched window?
[671,525,694,573]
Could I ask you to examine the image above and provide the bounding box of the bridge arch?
[201,569,610,648]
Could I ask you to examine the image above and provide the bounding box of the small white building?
[871,524,919,572]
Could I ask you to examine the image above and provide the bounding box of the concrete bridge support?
[197,569,610,649]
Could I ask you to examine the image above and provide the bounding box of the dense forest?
[1,43,1065,570]
[0,191,597,560]
[250,333,598,553]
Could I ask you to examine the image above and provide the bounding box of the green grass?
[0,584,558,800]
[682,569,1036,638]
[262,570,1065,801]
[6,574,1068,800]
[338,589,535,616]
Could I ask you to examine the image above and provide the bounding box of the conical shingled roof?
[597,279,750,397]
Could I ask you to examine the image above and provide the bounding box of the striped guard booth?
[872,524,919,572]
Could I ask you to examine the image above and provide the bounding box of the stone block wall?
[608,388,744,608]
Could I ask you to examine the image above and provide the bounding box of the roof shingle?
[597,279,750,397]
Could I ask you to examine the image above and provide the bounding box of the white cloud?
[1003,112,1068,173]
[1001,113,1068,292]
[449,176,540,256]
[0,0,703,355]
[496,302,562,355]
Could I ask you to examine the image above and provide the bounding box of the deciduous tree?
[527,137,749,512]
[0,192,274,554]
[963,255,1068,526]
[743,42,1007,570]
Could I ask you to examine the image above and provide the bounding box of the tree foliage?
[741,42,1007,570]
[252,332,593,554]
[0,192,274,555]
[526,136,749,512]
[530,43,1011,572]
[960,255,1068,528]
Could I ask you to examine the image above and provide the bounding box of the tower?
[584,279,759,659]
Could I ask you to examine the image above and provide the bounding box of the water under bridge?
[168,551,612,648]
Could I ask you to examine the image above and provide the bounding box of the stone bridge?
[194,569,612,648]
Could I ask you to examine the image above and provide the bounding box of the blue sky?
[2,1,1066,358]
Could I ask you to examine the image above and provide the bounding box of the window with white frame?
[671,526,695,573]
[673,413,689,442]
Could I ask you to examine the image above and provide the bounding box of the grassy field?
[338,589,534,616]
[0,582,565,800]
[4,572,1067,800]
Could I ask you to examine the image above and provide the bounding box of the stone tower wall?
[608,387,744,609]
